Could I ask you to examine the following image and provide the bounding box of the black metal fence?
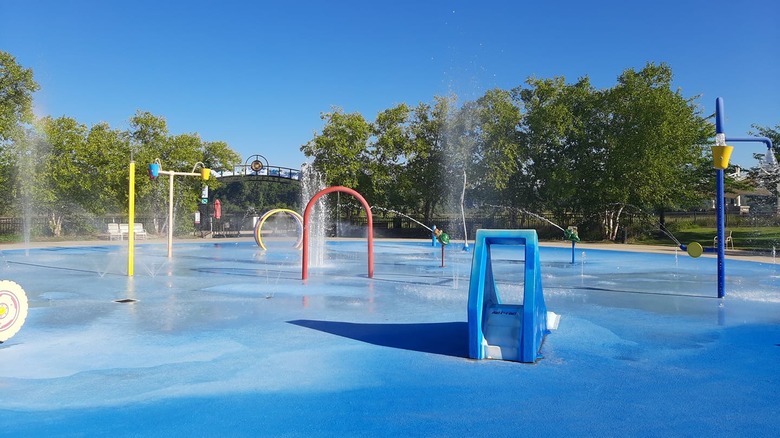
[2,210,778,240]
[0,215,160,238]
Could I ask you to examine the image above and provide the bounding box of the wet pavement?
[0,238,778,437]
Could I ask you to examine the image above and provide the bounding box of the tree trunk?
[602,205,625,241]
[49,212,63,237]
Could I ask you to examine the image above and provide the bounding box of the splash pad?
[0,239,778,436]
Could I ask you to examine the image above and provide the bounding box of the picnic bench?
[106,223,149,240]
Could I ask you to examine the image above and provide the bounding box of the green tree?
[212,177,300,216]
[362,103,412,210]
[750,124,780,150]
[470,88,522,195]
[746,124,780,213]
[203,140,242,174]
[404,98,449,223]
[0,51,39,142]
[36,116,91,235]
[465,87,524,227]
[0,51,40,216]
[512,76,598,226]
[129,111,170,233]
[301,108,372,189]
[596,62,710,239]
[512,63,709,240]
[129,111,241,235]
[441,95,481,243]
[85,122,131,214]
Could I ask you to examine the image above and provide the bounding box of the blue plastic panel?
[467,229,548,363]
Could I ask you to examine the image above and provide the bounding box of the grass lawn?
[634,226,780,252]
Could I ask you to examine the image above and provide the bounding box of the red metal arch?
[302,186,373,280]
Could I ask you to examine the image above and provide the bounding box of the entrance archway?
[302,186,373,280]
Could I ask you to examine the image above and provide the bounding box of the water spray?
[369,206,432,232]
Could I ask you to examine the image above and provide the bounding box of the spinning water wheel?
[0,280,28,342]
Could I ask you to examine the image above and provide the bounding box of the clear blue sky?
[2,0,778,168]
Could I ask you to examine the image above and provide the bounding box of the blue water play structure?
[468,229,553,363]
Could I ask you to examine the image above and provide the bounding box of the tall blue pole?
[571,240,576,264]
[715,97,726,299]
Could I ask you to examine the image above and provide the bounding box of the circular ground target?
[0,280,29,342]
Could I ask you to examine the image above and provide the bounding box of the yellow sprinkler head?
[687,242,703,258]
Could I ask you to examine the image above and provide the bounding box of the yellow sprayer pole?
[128,161,135,276]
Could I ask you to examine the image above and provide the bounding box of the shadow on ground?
[288,320,469,358]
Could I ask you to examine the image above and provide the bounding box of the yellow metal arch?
[254,208,304,250]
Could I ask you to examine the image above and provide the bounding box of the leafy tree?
[298,63,713,241]
[33,117,129,235]
[404,98,450,223]
[512,76,598,226]
[512,64,709,240]
[0,51,39,142]
[301,108,371,189]
[746,124,780,213]
[0,51,40,216]
[750,124,780,150]
[362,103,412,210]
[85,122,131,214]
[595,63,710,239]
[212,177,300,216]
[440,96,481,242]
[470,88,522,196]
[129,111,171,233]
[36,116,91,235]
[129,111,241,235]
[203,140,242,174]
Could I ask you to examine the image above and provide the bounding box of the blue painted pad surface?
[0,240,779,436]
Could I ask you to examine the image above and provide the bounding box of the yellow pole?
[128,161,135,276]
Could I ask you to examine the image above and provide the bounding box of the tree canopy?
[3,50,776,241]
[0,51,39,142]
[0,53,243,236]
[303,62,717,240]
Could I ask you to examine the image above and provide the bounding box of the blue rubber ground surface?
[1,240,778,437]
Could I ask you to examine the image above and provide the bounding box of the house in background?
[713,165,777,215]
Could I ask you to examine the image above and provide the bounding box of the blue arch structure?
[467,229,549,363]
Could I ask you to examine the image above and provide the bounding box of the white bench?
[133,223,148,240]
[107,223,149,240]
[119,223,130,239]
[107,223,122,240]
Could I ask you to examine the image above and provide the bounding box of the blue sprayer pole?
[715,97,726,299]
[571,240,576,264]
